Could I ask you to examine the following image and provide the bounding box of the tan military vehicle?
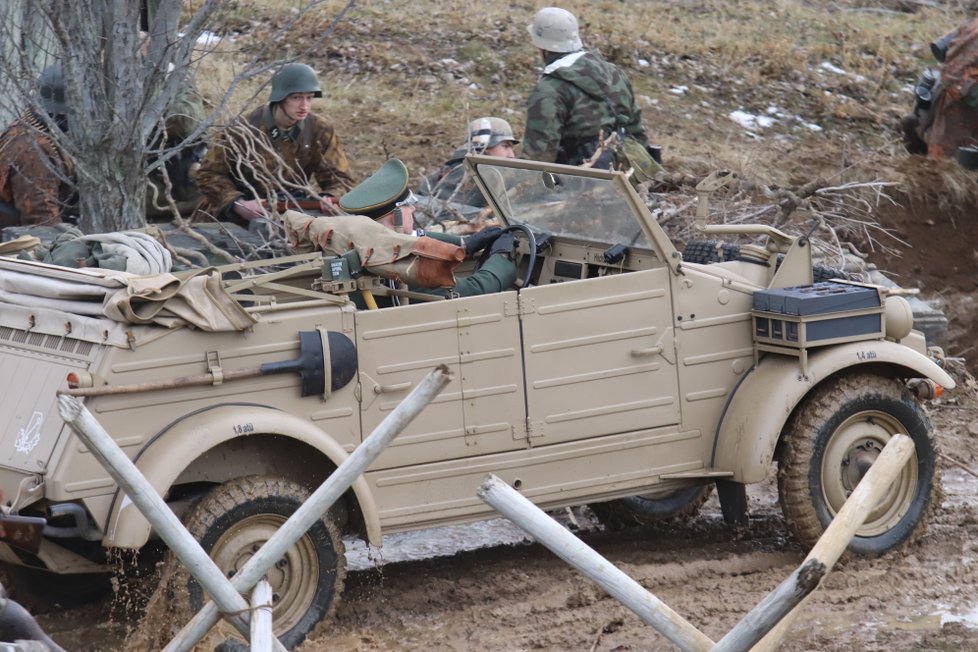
[0,156,954,648]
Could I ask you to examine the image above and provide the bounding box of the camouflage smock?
[0,113,76,227]
[194,105,354,221]
[927,19,978,159]
[522,50,648,165]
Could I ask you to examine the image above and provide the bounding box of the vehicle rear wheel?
[169,475,345,649]
[589,484,712,529]
[777,373,938,556]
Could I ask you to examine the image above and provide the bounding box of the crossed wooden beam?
[57,365,453,652]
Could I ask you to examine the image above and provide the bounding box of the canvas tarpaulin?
[0,258,255,347]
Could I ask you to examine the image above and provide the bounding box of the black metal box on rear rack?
[751,282,884,362]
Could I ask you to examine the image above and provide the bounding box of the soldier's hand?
[489,232,517,260]
[233,199,266,222]
[319,195,342,216]
[463,226,503,257]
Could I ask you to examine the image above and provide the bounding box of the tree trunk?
[0,1,58,128]
[76,146,149,233]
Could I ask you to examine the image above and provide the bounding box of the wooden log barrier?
[477,474,716,652]
[726,433,916,652]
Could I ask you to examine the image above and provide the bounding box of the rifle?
[262,197,343,216]
[0,514,46,554]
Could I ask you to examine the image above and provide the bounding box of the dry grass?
[190,0,971,201]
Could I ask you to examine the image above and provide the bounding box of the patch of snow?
[819,61,848,76]
[730,110,776,130]
[669,85,688,96]
[196,31,222,46]
[638,58,650,67]
[818,60,867,83]
[938,604,978,628]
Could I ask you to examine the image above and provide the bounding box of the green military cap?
[340,158,411,218]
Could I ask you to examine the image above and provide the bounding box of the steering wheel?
[474,224,539,289]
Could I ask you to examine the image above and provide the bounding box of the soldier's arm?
[522,82,565,162]
[622,75,649,145]
[312,127,355,197]
[194,132,246,219]
[163,83,206,144]
[8,140,64,226]
[449,254,517,298]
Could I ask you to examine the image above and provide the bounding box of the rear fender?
[103,404,380,549]
[711,341,955,483]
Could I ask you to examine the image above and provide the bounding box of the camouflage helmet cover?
[269,63,323,103]
[527,7,583,53]
[37,64,68,116]
[468,117,520,152]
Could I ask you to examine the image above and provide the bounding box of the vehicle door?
[355,291,526,470]
[518,266,681,445]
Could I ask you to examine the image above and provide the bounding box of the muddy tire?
[777,373,937,557]
[171,475,345,649]
[589,484,712,529]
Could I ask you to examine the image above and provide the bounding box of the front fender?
[103,404,381,549]
[711,340,955,483]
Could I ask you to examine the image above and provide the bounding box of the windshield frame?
[464,154,679,272]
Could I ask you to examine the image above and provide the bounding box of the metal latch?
[206,350,223,385]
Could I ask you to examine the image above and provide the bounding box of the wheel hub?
[210,515,320,634]
[822,411,917,537]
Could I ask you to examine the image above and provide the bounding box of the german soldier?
[0,64,77,227]
[194,63,354,225]
[521,7,649,168]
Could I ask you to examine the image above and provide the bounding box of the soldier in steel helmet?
[0,64,78,227]
[417,116,520,211]
[521,7,649,168]
[194,62,354,225]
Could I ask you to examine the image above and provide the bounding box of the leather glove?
[463,226,503,257]
[489,232,517,260]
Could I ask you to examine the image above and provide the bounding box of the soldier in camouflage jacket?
[0,65,77,227]
[194,63,354,225]
[522,7,648,167]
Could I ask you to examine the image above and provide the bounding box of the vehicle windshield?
[473,162,650,249]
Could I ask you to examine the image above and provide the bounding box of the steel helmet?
[37,64,68,116]
[527,7,582,53]
[468,117,520,152]
[269,63,323,103]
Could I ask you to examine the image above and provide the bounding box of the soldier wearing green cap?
[194,62,354,225]
[341,158,517,301]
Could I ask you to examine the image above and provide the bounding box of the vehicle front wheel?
[169,475,345,649]
[777,373,938,557]
[589,484,712,529]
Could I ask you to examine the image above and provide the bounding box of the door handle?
[630,346,663,357]
[374,381,412,394]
